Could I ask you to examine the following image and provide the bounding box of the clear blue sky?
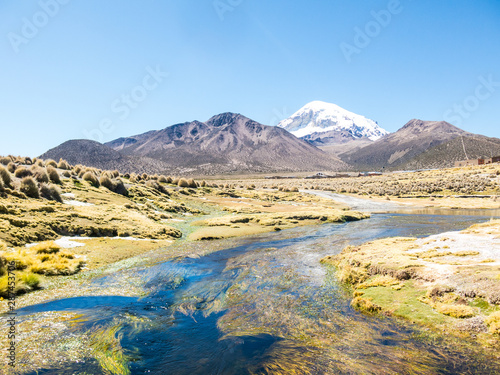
[1,0,499,157]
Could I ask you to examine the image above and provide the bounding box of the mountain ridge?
[106,112,347,174]
[338,119,500,170]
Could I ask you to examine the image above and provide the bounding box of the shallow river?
[16,196,500,374]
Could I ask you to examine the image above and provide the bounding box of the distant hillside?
[397,134,500,170]
[106,112,346,175]
[39,140,170,174]
[339,119,469,170]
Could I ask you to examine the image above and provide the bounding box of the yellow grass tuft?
[351,296,381,314]
[485,311,500,335]
[31,241,61,254]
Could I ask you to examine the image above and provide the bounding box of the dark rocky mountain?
[39,140,170,174]
[106,112,346,175]
[339,119,500,170]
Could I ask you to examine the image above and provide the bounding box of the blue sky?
[1,0,499,157]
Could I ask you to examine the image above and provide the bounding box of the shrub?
[146,180,161,191]
[82,172,100,187]
[7,162,16,173]
[129,175,137,183]
[100,175,115,191]
[178,178,189,187]
[200,180,206,187]
[73,165,82,174]
[0,166,11,187]
[35,159,45,167]
[62,171,71,177]
[20,177,40,198]
[172,177,179,185]
[113,179,128,196]
[45,159,57,168]
[158,175,168,183]
[0,157,11,165]
[187,178,197,188]
[32,167,49,183]
[111,170,120,178]
[46,166,61,184]
[0,179,4,194]
[14,167,32,178]
[57,159,70,170]
[39,184,62,202]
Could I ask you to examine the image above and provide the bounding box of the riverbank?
[212,163,500,210]
[321,219,500,349]
[1,157,368,317]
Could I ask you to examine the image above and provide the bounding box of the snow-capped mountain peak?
[278,101,388,141]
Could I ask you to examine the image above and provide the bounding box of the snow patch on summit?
[278,101,389,141]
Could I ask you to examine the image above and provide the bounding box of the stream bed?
[12,198,500,374]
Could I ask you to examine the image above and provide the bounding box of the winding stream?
[14,196,500,374]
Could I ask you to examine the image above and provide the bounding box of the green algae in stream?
[88,323,131,375]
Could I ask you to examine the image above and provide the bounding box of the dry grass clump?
[83,171,100,187]
[357,275,400,289]
[99,175,128,196]
[73,165,82,175]
[178,178,189,187]
[0,165,11,187]
[47,166,61,184]
[420,288,475,318]
[145,180,161,190]
[39,184,62,202]
[57,158,71,170]
[351,296,381,314]
[31,166,49,183]
[485,311,500,335]
[0,271,41,298]
[45,159,57,168]
[20,177,40,198]
[113,179,128,196]
[14,166,32,178]
[187,178,197,188]
[1,241,84,277]
[31,241,61,254]
[0,156,11,165]
[7,162,16,173]
[158,175,168,183]
[435,304,475,319]
[99,175,115,190]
